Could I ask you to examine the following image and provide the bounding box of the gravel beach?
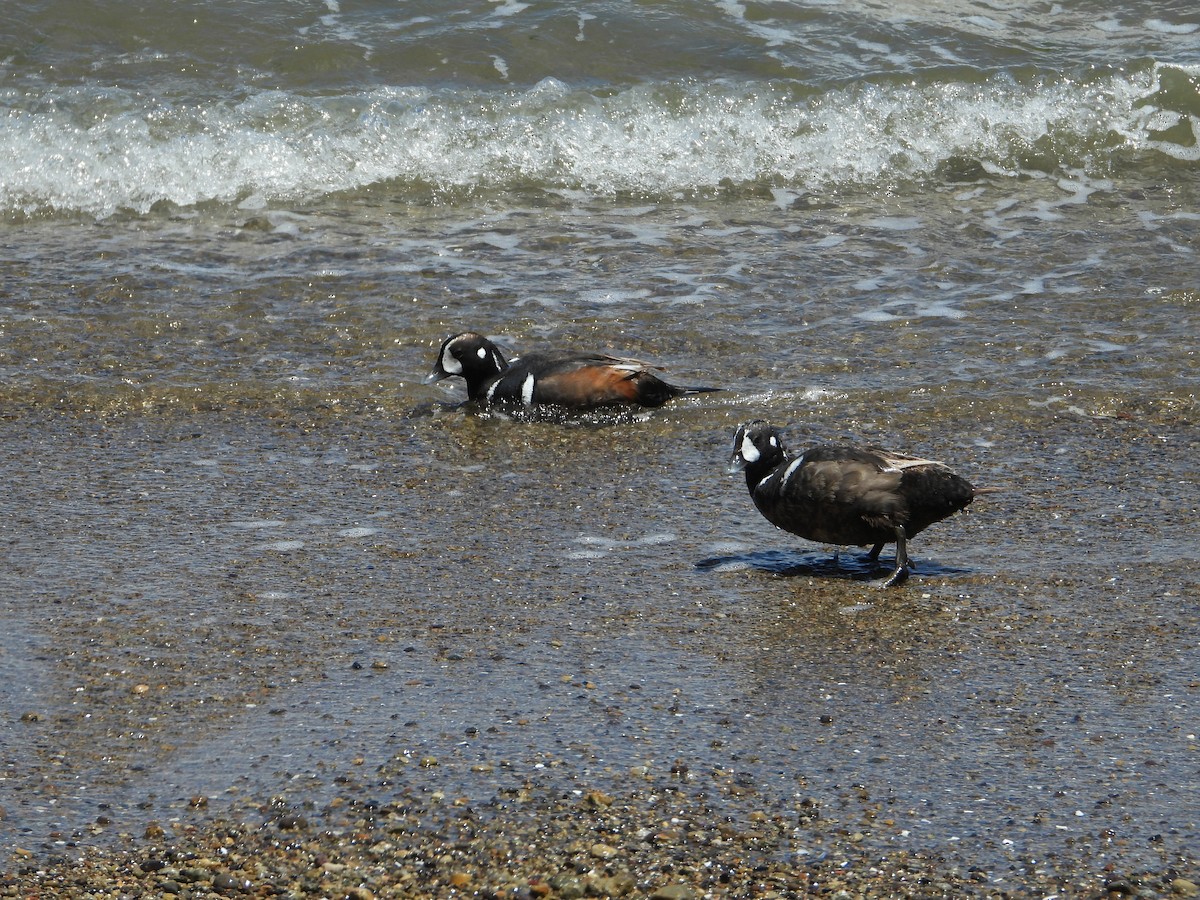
[7,783,1199,900]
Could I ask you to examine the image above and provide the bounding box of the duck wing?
[750,446,906,544]
[487,352,711,408]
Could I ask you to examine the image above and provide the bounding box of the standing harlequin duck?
[425,331,719,410]
[728,420,984,587]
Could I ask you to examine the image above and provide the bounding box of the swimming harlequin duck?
[425,331,719,411]
[728,420,983,587]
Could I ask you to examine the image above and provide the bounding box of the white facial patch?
[521,373,536,406]
[738,432,761,463]
[476,347,488,359]
[440,346,463,375]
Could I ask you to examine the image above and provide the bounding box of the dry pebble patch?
[4,787,1195,900]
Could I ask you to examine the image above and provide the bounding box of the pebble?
[548,874,585,898]
[212,872,243,891]
[650,885,701,900]
[5,782,1193,900]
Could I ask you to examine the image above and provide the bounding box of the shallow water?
[2,0,1198,883]
[3,187,1198,878]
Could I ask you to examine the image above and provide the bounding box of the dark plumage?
[728,420,982,586]
[425,331,719,411]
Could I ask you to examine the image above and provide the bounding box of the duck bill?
[423,369,448,384]
[726,453,748,475]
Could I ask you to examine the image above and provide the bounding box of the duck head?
[728,420,788,478]
[425,332,509,400]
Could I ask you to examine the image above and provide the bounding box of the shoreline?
[7,784,1196,899]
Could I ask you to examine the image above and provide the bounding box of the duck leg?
[881,526,910,587]
[868,541,884,562]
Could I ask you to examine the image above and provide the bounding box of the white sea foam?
[260,540,305,551]
[641,533,678,546]
[338,526,379,538]
[1,64,1195,218]
[575,535,620,548]
[490,0,530,17]
[565,549,608,560]
[1144,18,1199,35]
[867,216,923,231]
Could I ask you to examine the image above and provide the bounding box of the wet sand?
[3,388,1197,896]
[3,188,1198,895]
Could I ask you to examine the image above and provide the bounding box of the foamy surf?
[2,64,1196,219]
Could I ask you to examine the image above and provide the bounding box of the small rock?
[1173,879,1199,898]
[590,842,618,859]
[548,873,585,899]
[589,872,636,896]
[583,789,613,808]
[177,867,210,884]
[212,872,243,892]
[650,884,700,900]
